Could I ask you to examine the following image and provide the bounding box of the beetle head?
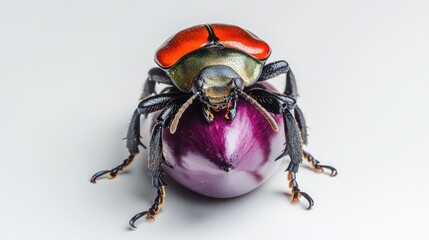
[169,64,279,134]
[191,65,244,107]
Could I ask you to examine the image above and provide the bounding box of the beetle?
[90,24,337,228]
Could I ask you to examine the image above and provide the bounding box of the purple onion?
[150,83,286,198]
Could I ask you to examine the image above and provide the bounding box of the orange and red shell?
[155,24,271,69]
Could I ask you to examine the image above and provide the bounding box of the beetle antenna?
[237,89,279,132]
[170,93,199,134]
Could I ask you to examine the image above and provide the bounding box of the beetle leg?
[303,151,338,176]
[247,89,338,178]
[281,110,314,209]
[257,60,298,98]
[287,168,314,209]
[246,88,295,160]
[281,108,313,209]
[90,109,141,183]
[128,98,187,227]
[129,123,167,226]
[246,89,338,209]
[141,68,174,99]
[90,93,181,183]
[259,61,311,142]
[129,186,166,227]
[293,106,308,145]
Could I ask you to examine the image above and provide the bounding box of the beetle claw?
[129,211,148,228]
[317,164,338,176]
[303,151,338,177]
[291,190,314,210]
[288,171,314,210]
[298,191,314,210]
[90,170,110,183]
[90,155,136,183]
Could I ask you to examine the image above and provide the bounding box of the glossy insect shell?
[155,24,272,92]
[143,84,284,198]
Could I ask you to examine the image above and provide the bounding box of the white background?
[1,0,428,239]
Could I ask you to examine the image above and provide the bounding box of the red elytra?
[155,24,271,69]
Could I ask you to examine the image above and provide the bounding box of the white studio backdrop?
[0,0,428,239]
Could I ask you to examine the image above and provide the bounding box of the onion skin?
[154,84,286,198]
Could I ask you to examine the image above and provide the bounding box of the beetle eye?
[233,78,244,90]
[192,78,204,93]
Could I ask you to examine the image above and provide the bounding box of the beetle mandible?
[91,24,337,228]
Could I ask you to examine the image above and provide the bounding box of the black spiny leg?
[293,106,308,145]
[90,109,141,183]
[257,61,337,174]
[258,61,308,139]
[90,92,181,183]
[246,89,313,209]
[129,97,187,227]
[129,123,166,227]
[141,68,174,99]
[283,108,314,209]
[257,60,297,98]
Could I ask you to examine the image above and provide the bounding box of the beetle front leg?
[281,108,314,209]
[90,93,181,183]
[129,186,166,227]
[246,89,323,209]
[287,164,314,209]
[290,106,337,175]
[247,89,338,207]
[257,60,298,98]
[257,61,311,142]
[90,109,141,183]
[247,88,337,174]
[128,98,186,227]
[129,123,167,227]
[141,68,175,99]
